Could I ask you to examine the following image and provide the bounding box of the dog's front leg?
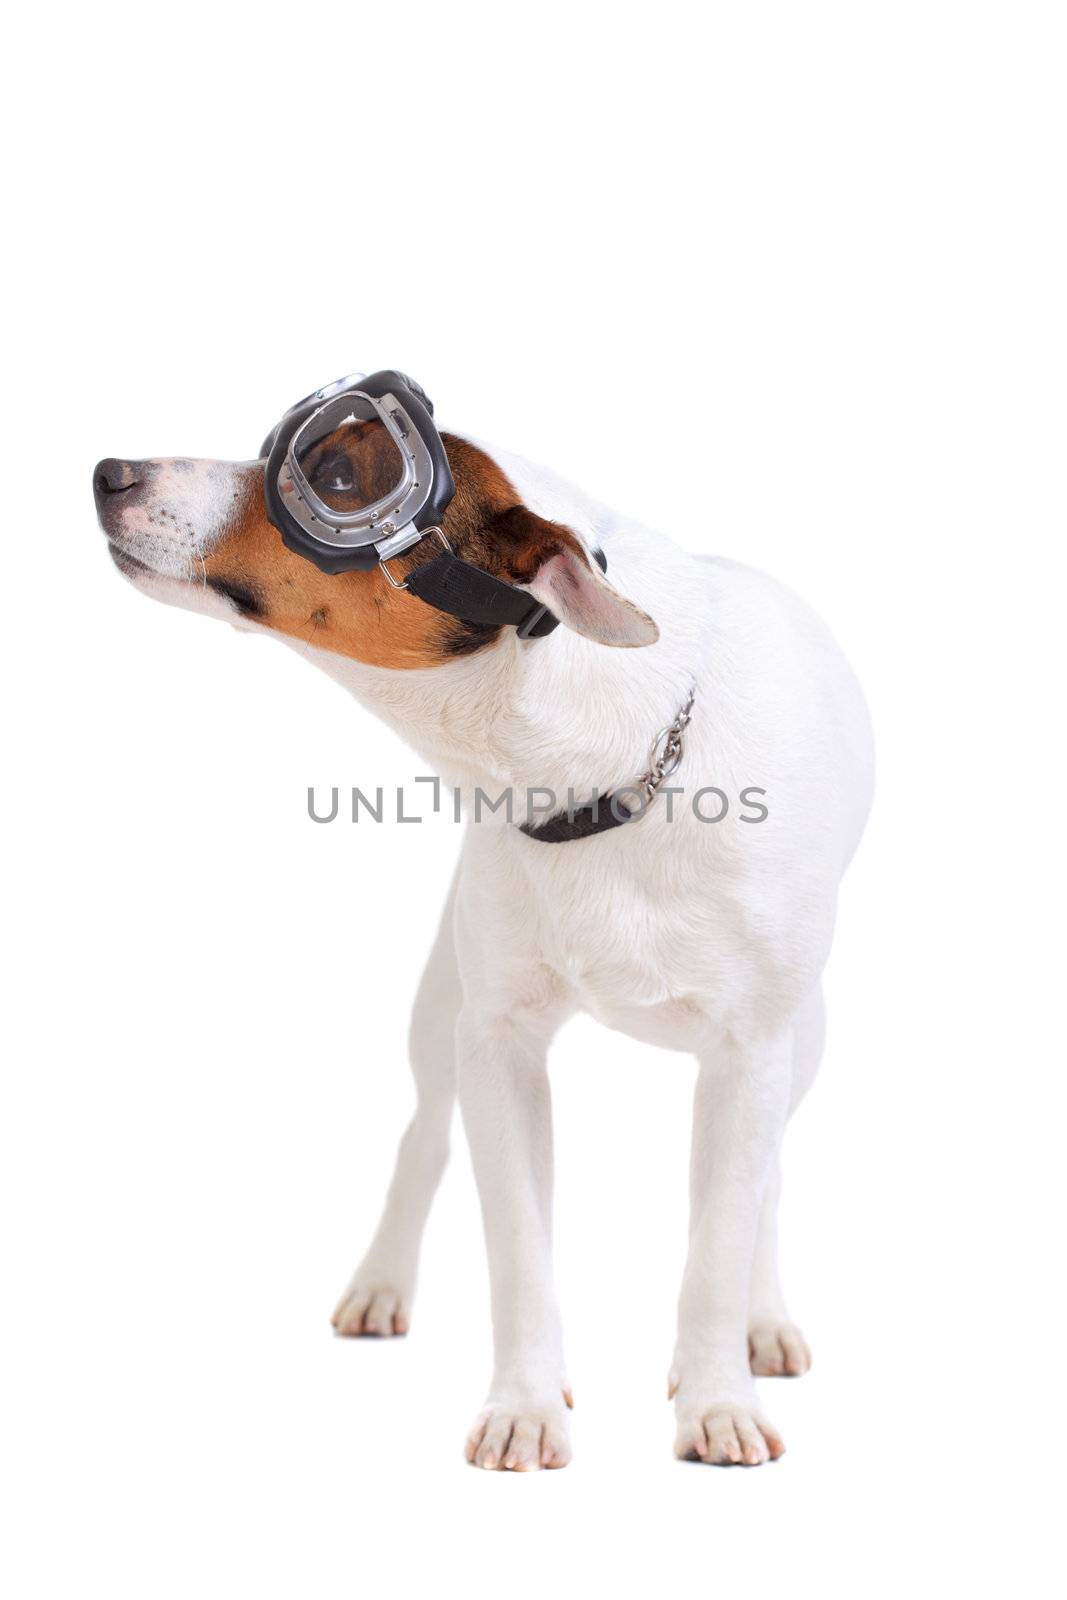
[332,879,459,1338]
[671,1027,792,1466]
[457,1005,571,1471]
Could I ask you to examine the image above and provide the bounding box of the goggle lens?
[293,403,407,517]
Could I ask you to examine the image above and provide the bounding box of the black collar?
[520,683,697,844]
[520,792,640,843]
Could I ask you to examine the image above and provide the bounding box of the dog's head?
[93,430,658,668]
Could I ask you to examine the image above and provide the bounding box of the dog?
[93,376,873,1470]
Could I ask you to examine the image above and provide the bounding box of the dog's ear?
[490,506,659,648]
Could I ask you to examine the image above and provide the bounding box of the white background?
[3,3,1064,1595]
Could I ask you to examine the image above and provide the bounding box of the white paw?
[673,1391,785,1466]
[748,1320,812,1377]
[331,1272,412,1338]
[465,1395,573,1472]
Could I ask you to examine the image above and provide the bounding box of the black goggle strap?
[400,543,608,641]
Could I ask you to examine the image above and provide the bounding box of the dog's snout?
[93,458,143,504]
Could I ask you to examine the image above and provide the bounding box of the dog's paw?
[672,1384,784,1466]
[465,1397,573,1472]
[331,1273,412,1338]
[748,1320,812,1377]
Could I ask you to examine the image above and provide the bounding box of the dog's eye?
[311,452,355,494]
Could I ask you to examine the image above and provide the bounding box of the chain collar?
[519,683,697,844]
[638,684,696,806]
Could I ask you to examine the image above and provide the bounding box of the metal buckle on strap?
[378,525,451,590]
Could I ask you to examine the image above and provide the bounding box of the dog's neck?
[292,441,709,800]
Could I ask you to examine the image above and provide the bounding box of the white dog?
[94,386,873,1471]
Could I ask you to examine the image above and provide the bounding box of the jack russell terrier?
[93,370,873,1471]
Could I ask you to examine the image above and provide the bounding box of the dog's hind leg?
[747,983,824,1377]
[332,875,460,1338]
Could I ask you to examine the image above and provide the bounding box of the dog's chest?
[515,836,771,1048]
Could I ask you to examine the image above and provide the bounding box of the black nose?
[93,458,143,504]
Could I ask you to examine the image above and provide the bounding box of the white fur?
[106,457,253,579]
[108,439,874,1470]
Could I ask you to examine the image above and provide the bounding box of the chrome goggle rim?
[275,388,434,555]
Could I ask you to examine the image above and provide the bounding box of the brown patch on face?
[438,436,587,583]
[203,435,589,670]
